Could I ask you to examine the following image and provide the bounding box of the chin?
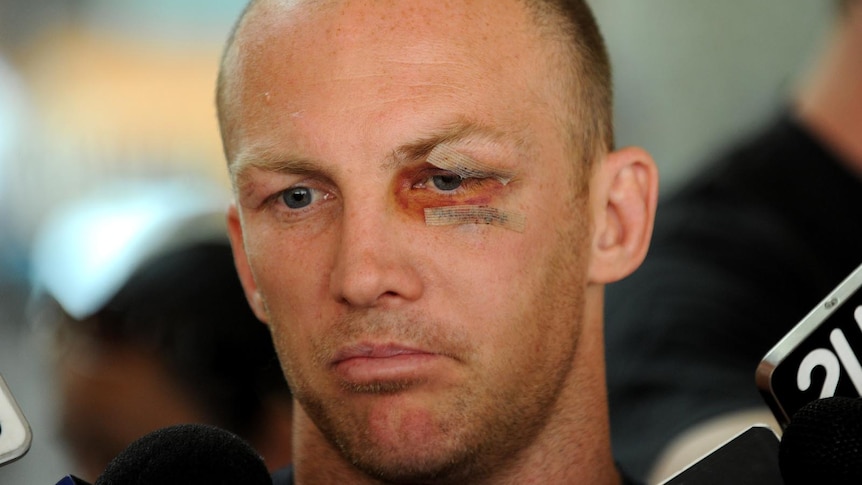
[335,410,502,484]
[348,446,487,485]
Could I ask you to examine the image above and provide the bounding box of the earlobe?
[249,290,267,321]
[227,204,270,323]
[588,146,659,284]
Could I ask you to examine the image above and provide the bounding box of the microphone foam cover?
[779,396,862,485]
[94,423,271,485]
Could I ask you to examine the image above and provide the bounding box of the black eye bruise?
[431,174,463,191]
[283,187,313,209]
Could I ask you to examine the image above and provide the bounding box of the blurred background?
[0,0,836,482]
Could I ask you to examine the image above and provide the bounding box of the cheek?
[446,194,589,330]
[244,222,334,318]
[426,228,541,330]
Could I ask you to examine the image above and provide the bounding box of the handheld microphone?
[92,423,272,485]
[779,396,862,485]
[660,263,862,484]
[658,398,862,484]
[658,426,782,484]
[757,262,862,427]
[0,374,32,468]
[55,475,93,485]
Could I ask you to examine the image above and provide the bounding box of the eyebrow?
[230,145,320,189]
[387,118,525,171]
[230,117,525,184]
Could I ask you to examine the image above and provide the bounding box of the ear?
[227,204,270,323]
[588,146,659,284]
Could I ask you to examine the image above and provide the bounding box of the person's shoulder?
[618,465,646,485]
[271,464,295,485]
[644,113,839,265]
[666,113,836,208]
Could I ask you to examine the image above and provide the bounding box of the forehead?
[241,0,544,56]
[236,0,552,97]
[225,1,568,137]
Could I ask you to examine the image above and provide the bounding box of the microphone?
[55,475,92,485]
[660,263,862,484]
[0,374,32,468]
[779,396,862,485]
[92,423,272,485]
[659,398,862,484]
[658,426,782,484]
[757,262,862,427]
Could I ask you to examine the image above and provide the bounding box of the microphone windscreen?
[55,475,93,485]
[779,396,862,485]
[94,423,271,485]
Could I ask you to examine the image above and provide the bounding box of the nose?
[329,203,424,308]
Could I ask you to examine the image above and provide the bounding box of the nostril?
[329,250,423,308]
[329,209,424,307]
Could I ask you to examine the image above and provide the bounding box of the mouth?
[331,343,443,387]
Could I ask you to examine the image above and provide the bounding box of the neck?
[291,287,621,485]
[501,286,620,485]
[795,4,862,177]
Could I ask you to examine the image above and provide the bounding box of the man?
[217,0,658,483]
[606,0,862,482]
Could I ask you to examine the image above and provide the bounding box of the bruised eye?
[411,170,490,194]
[430,174,463,191]
[281,187,314,209]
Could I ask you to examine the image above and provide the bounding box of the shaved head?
[214,1,643,482]
[216,0,613,171]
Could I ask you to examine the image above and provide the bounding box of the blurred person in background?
[0,1,266,483]
[29,182,294,482]
[606,0,862,482]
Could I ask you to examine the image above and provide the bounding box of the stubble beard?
[276,193,590,483]
[284,279,585,481]
[294,312,581,484]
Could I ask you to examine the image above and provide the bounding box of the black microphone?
[55,475,93,485]
[779,396,862,485]
[0,374,32,468]
[658,426,782,484]
[93,423,272,485]
[757,262,862,428]
[661,263,862,484]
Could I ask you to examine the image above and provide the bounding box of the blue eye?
[431,174,463,191]
[282,187,313,209]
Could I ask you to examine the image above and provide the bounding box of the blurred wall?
[0,0,837,482]
[0,2,246,483]
[593,0,835,191]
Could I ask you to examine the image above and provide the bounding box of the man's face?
[225,0,598,480]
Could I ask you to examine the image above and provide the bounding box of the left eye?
[430,174,463,191]
[281,187,316,209]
